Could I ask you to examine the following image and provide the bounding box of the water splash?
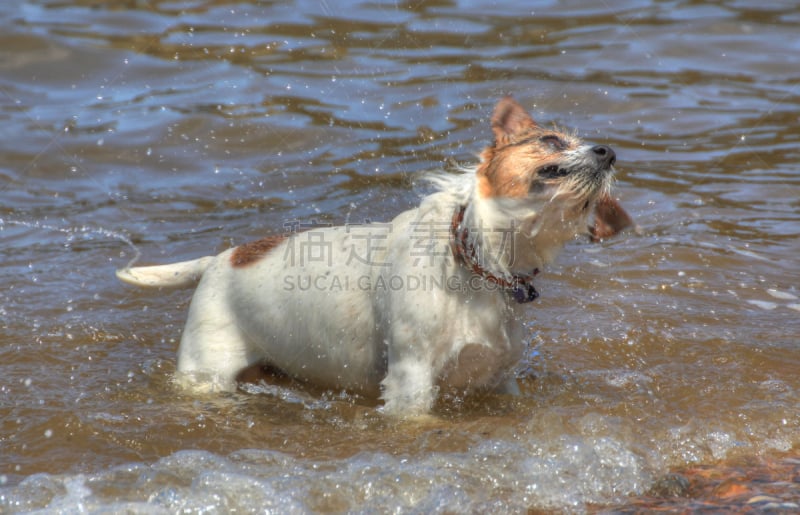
[0,217,141,268]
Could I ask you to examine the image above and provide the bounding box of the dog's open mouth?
[539,165,569,178]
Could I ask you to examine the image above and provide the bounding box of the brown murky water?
[1,1,799,512]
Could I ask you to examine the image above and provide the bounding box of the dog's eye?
[540,135,567,151]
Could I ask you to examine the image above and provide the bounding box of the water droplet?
[747,299,777,310]
[766,288,797,300]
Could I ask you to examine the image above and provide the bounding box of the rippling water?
[1,1,799,512]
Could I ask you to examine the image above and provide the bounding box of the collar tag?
[511,283,539,303]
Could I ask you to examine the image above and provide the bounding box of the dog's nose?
[591,145,616,168]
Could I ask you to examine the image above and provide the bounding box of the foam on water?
[0,433,649,513]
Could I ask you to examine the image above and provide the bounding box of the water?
[1,0,799,512]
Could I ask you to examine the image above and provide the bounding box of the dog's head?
[477,96,615,210]
[473,96,632,269]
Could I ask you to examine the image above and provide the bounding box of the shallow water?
[1,0,799,512]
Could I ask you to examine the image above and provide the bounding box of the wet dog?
[117,96,631,416]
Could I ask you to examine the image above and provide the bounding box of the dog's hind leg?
[172,268,256,393]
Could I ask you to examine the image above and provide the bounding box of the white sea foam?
[2,434,651,513]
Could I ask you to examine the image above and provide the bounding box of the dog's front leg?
[380,356,436,417]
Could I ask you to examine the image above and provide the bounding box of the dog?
[117,96,632,416]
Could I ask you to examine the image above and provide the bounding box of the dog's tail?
[116,256,215,288]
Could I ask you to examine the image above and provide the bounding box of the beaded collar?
[449,205,539,303]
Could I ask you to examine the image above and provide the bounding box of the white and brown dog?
[117,96,632,416]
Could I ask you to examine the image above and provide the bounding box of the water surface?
[1,0,799,512]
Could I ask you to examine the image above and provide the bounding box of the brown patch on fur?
[477,96,576,199]
[230,235,286,268]
[477,145,562,198]
[590,195,634,241]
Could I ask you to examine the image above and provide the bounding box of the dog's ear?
[491,96,538,146]
[590,195,635,242]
